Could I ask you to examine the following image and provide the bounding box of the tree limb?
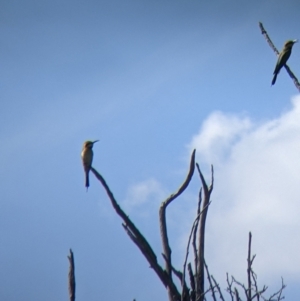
[195,164,214,301]
[159,149,196,300]
[67,249,76,301]
[91,167,181,300]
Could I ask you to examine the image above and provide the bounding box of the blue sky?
[1,0,300,300]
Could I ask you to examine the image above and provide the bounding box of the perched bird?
[271,39,297,85]
[81,140,99,190]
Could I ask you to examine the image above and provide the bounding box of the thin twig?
[226,273,234,301]
[265,277,286,301]
[232,276,248,300]
[204,260,217,301]
[234,287,240,301]
[211,275,226,301]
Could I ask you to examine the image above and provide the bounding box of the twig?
[234,287,241,301]
[251,270,259,301]
[265,277,286,301]
[232,276,248,300]
[204,260,217,301]
[226,273,234,301]
[67,249,76,301]
[211,275,226,301]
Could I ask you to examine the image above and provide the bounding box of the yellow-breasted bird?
[271,39,297,85]
[81,140,99,190]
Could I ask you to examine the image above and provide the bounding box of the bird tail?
[85,171,90,190]
[271,73,277,86]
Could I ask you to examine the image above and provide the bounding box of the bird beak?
[293,39,298,43]
[92,140,99,144]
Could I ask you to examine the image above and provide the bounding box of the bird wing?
[273,50,291,74]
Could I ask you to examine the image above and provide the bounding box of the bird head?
[284,39,298,48]
[83,140,99,149]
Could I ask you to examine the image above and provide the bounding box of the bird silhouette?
[272,39,297,86]
[81,140,99,190]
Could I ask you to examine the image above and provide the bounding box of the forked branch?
[159,149,196,300]
[91,167,181,300]
[196,164,214,301]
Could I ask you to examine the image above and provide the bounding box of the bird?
[81,140,99,190]
[271,39,297,85]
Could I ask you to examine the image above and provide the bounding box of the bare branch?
[258,22,300,91]
[226,273,235,301]
[211,275,226,301]
[195,164,214,301]
[91,167,181,301]
[192,188,202,277]
[234,287,241,301]
[169,264,190,301]
[67,249,76,301]
[258,22,279,55]
[181,201,211,301]
[264,277,286,301]
[232,276,248,300]
[188,263,195,293]
[247,232,252,301]
[204,260,217,301]
[159,149,196,300]
[160,253,189,297]
[251,269,260,301]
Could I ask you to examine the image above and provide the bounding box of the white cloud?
[122,178,167,213]
[188,111,252,165]
[184,95,300,288]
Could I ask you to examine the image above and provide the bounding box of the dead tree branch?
[192,188,202,278]
[211,275,226,301]
[67,249,76,301]
[159,149,196,300]
[92,155,285,301]
[91,167,181,301]
[195,164,214,301]
[263,277,285,301]
[247,232,252,301]
[224,233,286,301]
[181,200,211,301]
[204,260,217,301]
[188,263,196,301]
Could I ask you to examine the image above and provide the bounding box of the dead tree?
[90,149,285,301]
[91,150,213,301]
[206,232,286,301]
